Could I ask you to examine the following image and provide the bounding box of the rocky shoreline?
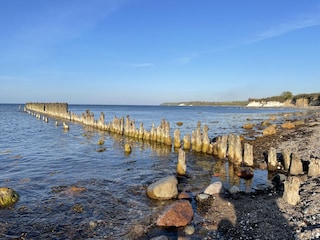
[139,110,320,240]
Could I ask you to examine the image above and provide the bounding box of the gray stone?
[204,181,224,195]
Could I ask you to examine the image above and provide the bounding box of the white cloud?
[247,12,320,44]
[130,63,155,67]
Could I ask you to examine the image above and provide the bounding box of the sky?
[0,0,320,105]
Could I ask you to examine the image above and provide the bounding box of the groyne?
[24,102,253,165]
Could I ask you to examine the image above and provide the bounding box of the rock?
[177,148,186,175]
[178,191,191,200]
[236,167,254,179]
[176,122,183,126]
[0,187,19,207]
[281,121,295,129]
[289,153,303,175]
[263,125,277,135]
[283,176,300,205]
[150,236,168,240]
[242,123,254,129]
[97,138,104,145]
[293,120,304,126]
[272,173,286,190]
[184,225,195,235]
[156,200,193,227]
[204,181,224,195]
[228,185,240,194]
[196,193,210,202]
[308,158,320,177]
[124,143,131,153]
[147,176,178,200]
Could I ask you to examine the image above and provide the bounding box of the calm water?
[0,104,298,239]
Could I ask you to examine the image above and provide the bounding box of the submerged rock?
[0,187,19,207]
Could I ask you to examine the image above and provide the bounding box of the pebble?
[184,225,195,235]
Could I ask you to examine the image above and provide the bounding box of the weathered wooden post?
[243,143,254,166]
[202,125,210,153]
[144,130,151,141]
[139,122,144,139]
[289,153,303,175]
[308,158,320,177]
[164,120,172,146]
[282,176,300,205]
[233,135,242,165]
[227,134,235,162]
[217,135,228,159]
[124,115,130,136]
[177,148,186,175]
[151,123,156,141]
[267,147,277,171]
[282,148,291,171]
[183,134,191,150]
[195,128,202,152]
[191,131,196,151]
[174,129,181,148]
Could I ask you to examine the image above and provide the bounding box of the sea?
[0,104,301,239]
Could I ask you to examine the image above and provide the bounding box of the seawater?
[0,104,298,239]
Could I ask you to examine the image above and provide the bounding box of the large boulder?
[0,187,19,207]
[156,200,193,227]
[147,176,178,200]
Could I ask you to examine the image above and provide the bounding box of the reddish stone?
[156,200,193,227]
[177,192,191,200]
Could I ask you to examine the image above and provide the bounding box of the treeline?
[249,91,320,104]
[160,101,248,106]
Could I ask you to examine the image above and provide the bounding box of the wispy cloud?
[246,12,320,44]
[1,0,131,60]
[129,63,155,68]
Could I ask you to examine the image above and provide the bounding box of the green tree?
[281,91,293,101]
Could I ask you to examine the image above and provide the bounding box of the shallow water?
[0,104,298,239]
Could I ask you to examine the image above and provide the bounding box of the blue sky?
[0,0,320,105]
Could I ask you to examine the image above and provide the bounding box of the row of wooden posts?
[25,103,254,166]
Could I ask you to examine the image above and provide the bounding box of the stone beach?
[21,103,320,239]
